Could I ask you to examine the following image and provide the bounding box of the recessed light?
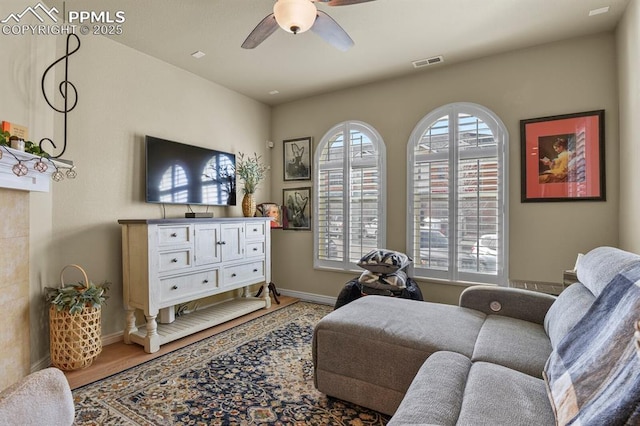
[191,50,206,59]
[589,6,610,16]
[269,90,280,95]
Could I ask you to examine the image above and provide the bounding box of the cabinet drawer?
[246,241,265,258]
[159,270,218,304]
[158,249,191,272]
[158,225,191,246]
[222,261,264,286]
[245,222,266,240]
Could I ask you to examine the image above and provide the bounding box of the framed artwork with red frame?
[520,110,605,202]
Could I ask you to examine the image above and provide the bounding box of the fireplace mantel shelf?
[0,146,71,193]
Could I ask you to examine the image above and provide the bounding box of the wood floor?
[63,296,299,390]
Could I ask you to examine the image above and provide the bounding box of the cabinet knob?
[171,258,178,263]
[203,279,209,284]
[253,228,258,232]
[171,233,177,237]
[253,269,258,272]
[231,273,237,277]
[171,285,178,290]
[252,247,258,251]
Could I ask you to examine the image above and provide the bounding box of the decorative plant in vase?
[236,152,268,217]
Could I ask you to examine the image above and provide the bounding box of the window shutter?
[315,122,386,270]
[317,131,345,262]
[408,104,507,285]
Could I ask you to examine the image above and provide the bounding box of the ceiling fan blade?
[241,13,279,49]
[316,0,376,5]
[311,10,354,51]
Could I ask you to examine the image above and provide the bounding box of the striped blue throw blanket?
[544,263,640,425]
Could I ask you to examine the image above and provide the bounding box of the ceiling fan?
[241,0,375,52]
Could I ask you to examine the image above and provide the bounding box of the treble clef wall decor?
[39,33,81,159]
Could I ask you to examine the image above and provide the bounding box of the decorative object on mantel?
[0,33,81,187]
[45,264,110,371]
[39,33,81,160]
[236,152,269,217]
[0,130,74,180]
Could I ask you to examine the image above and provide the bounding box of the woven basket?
[49,264,102,371]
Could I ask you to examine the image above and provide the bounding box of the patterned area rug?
[73,302,390,425]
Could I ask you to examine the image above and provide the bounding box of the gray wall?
[271,33,619,304]
[618,0,640,253]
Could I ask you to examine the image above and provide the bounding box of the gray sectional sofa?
[313,246,640,425]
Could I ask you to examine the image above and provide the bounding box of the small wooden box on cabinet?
[118,217,272,353]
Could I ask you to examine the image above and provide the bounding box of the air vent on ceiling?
[412,55,444,68]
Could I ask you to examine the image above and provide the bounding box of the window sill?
[314,265,362,275]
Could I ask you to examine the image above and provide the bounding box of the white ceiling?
[50,0,630,105]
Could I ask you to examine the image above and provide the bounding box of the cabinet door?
[194,223,221,266]
[221,223,244,262]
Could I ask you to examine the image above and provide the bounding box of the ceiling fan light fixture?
[274,0,317,34]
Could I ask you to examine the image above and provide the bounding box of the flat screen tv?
[145,136,236,206]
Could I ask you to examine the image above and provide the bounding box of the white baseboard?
[278,288,336,306]
[102,330,124,346]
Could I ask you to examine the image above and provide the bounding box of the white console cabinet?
[118,217,272,353]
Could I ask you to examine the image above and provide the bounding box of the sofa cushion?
[457,361,555,426]
[544,263,640,425]
[390,354,555,426]
[388,351,472,426]
[543,282,595,349]
[576,246,640,297]
[313,296,485,414]
[472,315,552,378]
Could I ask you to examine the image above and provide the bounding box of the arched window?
[314,121,386,270]
[407,103,508,284]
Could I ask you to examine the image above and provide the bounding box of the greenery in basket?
[0,130,50,157]
[45,280,111,315]
[236,152,268,194]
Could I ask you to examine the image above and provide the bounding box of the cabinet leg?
[144,314,160,353]
[123,307,138,344]
[241,286,251,298]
